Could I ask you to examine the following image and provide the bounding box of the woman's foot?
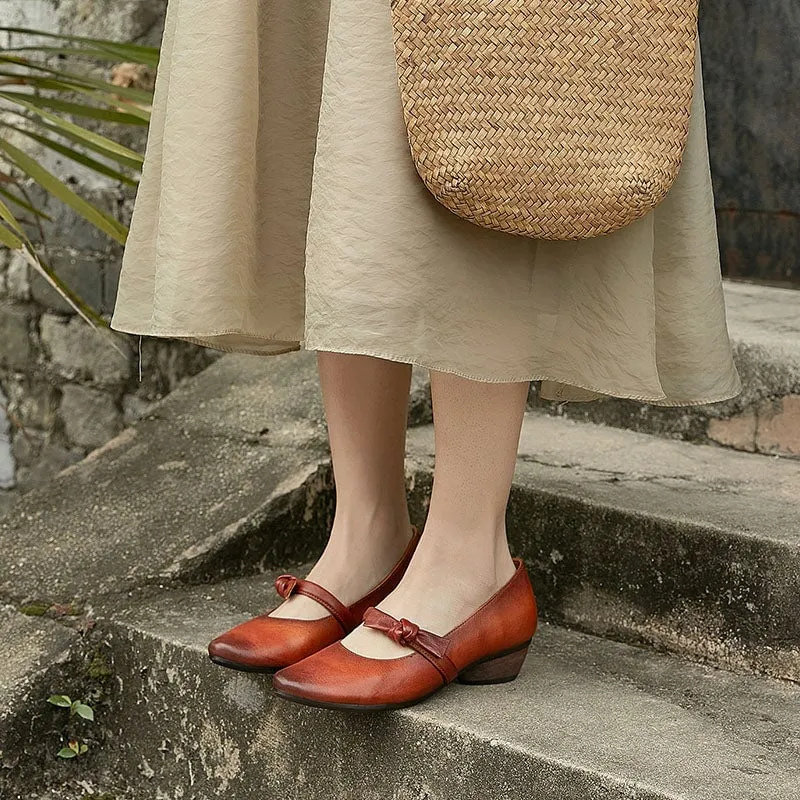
[268,507,416,621]
[207,512,420,672]
[339,517,517,659]
[271,555,538,711]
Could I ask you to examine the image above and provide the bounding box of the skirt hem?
[113,322,742,408]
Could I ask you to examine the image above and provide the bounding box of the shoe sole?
[208,654,279,674]
[272,639,532,712]
[272,686,442,712]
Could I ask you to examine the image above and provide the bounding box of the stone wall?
[0,0,218,503]
[699,0,800,286]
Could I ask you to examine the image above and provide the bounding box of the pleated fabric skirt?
[110,0,743,406]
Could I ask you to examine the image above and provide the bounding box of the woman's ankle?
[412,516,514,580]
[342,519,517,656]
[325,502,413,565]
[269,506,414,619]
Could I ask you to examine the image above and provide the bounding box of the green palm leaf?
[0,222,24,249]
[3,123,137,186]
[0,90,148,124]
[0,25,155,319]
[0,27,159,68]
[0,73,151,121]
[0,55,154,104]
[0,136,128,244]
[0,184,53,221]
[0,93,144,165]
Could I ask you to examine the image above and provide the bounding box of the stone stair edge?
[88,580,800,800]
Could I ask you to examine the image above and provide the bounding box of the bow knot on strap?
[385,616,420,647]
[362,607,449,661]
[275,574,299,599]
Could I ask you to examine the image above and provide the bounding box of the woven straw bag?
[391,1,699,239]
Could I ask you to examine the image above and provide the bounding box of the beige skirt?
[110,0,743,406]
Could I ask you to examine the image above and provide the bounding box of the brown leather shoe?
[207,524,421,673]
[271,557,537,711]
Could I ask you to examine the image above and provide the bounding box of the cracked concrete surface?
[102,582,800,800]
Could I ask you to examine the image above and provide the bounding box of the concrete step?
[0,606,79,795]
[406,413,800,683]
[0,606,78,730]
[1,346,797,796]
[0,351,332,604]
[527,281,800,457]
[84,574,800,800]
[2,349,796,683]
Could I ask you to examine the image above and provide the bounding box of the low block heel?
[457,640,531,685]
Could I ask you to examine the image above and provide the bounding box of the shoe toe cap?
[207,632,246,662]
[208,616,341,670]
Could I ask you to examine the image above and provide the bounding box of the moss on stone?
[19,601,51,616]
[85,648,113,680]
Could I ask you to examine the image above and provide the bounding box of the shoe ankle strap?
[275,575,358,633]
[362,607,458,682]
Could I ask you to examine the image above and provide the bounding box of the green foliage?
[19,599,83,618]
[0,25,157,324]
[18,600,50,616]
[57,738,89,758]
[47,693,95,721]
[47,693,95,758]
[47,693,72,708]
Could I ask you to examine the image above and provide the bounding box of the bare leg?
[270,351,415,620]
[343,369,529,657]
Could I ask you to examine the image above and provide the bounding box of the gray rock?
[39,313,131,385]
[0,350,329,602]
[133,336,222,401]
[0,383,15,489]
[408,364,432,426]
[0,302,32,371]
[5,251,31,301]
[29,250,105,314]
[2,375,60,432]
[56,0,167,44]
[58,384,123,449]
[10,428,45,468]
[101,259,122,315]
[24,182,124,252]
[0,487,19,520]
[0,0,57,32]
[0,249,7,298]
[14,441,84,492]
[121,392,153,424]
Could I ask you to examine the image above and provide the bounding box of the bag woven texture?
[391,0,699,239]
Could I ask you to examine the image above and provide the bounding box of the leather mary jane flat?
[207,524,421,673]
[271,557,537,711]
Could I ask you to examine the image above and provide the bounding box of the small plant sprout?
[47,694,95,721]
[47,693,95,758]
[57,739,89,759]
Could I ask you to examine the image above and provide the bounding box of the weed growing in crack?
[46,695,94,759]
